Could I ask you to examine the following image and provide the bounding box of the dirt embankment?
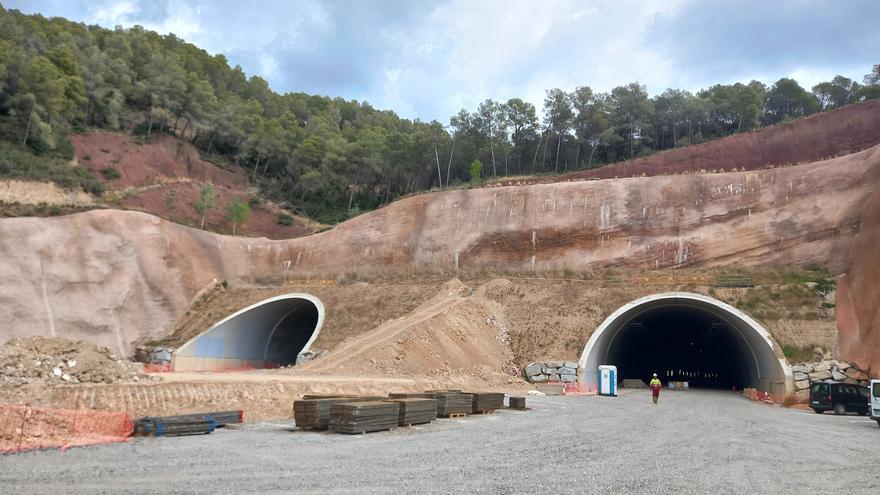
[68,132,321,239]
[496,101,880,185]
[163,275,836,371]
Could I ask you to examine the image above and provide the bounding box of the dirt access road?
[3,390,877,494]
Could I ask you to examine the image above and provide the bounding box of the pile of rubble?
[0,337,155,387]
[524,361,579,383]
[791,359,869,393]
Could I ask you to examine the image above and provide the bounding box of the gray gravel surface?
[2,390,877,494]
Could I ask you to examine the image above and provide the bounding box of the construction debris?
[329,402,399,434]
[0,337,154,387]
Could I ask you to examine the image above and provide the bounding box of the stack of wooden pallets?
[508,396,527,410]
[431,392,473,417]
[293,397,382,430]
[385,398,437,426]
[469,392,505,413]
[329,401,399,434]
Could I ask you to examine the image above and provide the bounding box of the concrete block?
[563,362,578,369]
[536,383,565,395]
[559,374,576,383]
[558,367,576,375]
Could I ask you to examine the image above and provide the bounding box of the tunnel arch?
[173,293,324,371]
[578,292,793,400]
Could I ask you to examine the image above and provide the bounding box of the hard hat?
[652,373,657,377]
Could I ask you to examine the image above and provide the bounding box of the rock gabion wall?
[524,362,579,383]
[791,359,869,394]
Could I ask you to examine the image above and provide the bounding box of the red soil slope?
[495,101,880,186]
[68,133,317,239]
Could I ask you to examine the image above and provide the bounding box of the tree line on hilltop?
[1,7,878,223]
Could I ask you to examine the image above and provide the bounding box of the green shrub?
[0,143,104,196]
[100,167,121,180]
[277,213,294,226]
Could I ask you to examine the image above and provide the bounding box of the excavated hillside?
[1,104,879,376]
[1,143,877,360]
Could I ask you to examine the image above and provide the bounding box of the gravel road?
[2,390,877,494]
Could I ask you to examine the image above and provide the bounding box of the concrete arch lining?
[578,292,793,400]
[173,293,324,371]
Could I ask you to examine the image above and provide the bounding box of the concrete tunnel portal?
[578,293,793,400]
[173,294,324,372]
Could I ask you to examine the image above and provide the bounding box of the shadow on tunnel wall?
[173,294,324,371]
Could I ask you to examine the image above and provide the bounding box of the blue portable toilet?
[598,365,618,396]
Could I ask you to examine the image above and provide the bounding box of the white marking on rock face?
[283,260,292,271]
[626,240,632,254]
[532,230,536,248]
[40,258,56,338]
[509,208,513,220]
[454,250,460,271]
[531,255,536,269]
[599,202,611,228]
[295,251,302,267]
[110,308,127,358]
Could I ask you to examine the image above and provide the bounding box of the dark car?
[809,381,869,415]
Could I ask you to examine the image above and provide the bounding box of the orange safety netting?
[0,403,133,454]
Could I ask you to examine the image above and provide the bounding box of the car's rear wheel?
[812,408,823,414]
[876,419,880,427]
[858,410,867,416]
[833,403,847,415]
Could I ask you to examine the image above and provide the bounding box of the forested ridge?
[1,6,879,223]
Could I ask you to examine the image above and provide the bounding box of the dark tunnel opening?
[264,303,320,366]
[606,306,751,390]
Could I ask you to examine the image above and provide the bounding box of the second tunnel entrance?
[579,292,793,399]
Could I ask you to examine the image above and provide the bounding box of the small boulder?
[831,369,847,381]
[793,371,809,381]
[795,379,809,390]
[563,362,578,369]
[524,363,544,377]
[814,361,831,372]
[809,370,832,381]
[548,373,561,382]
[559,367,577,376]
[531,374,548,383]
[560,374,577,383]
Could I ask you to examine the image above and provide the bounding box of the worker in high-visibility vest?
[649,373,662,404]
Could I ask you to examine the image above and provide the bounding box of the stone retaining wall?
[791,359,869,394]
[524,361,579,383]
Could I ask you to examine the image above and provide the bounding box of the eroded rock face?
[1,144,878,359]
[836,179,880,376]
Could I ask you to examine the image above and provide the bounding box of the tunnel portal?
[173,294,324,372]
[579,292,793,399]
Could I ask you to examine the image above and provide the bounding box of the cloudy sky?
[7,0,879,121]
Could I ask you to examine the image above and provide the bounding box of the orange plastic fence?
[0,403,133,454]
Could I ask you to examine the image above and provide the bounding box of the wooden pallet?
[442,413,468,419]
